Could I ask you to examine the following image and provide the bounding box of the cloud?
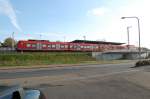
[0,0,22,31]
[87,7,108,16]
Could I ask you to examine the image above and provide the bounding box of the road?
[1,62,150,99]
[0,63,134,79]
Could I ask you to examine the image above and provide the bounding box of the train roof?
[71,40,125,45]
[28,39,49,42]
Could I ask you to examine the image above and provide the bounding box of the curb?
[0,63,99,71]
[0,61,135,71]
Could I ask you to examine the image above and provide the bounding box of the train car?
[17,40,70,52]
[68,43,99,52]
[17,40,127,52]
[17,40,102,52]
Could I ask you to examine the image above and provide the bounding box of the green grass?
[0,52,95,67]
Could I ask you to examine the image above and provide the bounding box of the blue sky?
[0,0,150,48]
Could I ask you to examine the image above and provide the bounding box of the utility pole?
[127,26,132,49]
[121,16,141,60]
[64,36,66,42]
[83,36,86,41]
[12,32,14,50]
[40,34,42,40]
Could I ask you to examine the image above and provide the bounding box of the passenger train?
[17,40,129,52]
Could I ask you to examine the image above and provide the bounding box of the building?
[71,40,124,45]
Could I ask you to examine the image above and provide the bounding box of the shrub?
[0,52,95,66]
[135,60,150,67]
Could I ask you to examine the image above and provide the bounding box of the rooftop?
[71,40,125,45]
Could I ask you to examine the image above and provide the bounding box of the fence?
[0,47,16,52]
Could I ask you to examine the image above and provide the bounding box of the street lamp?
[121,16,141,60]
[83,36,86,41]
[127,26,132,50]
[40,34,42,40]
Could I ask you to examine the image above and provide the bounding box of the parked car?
[0,85,45,99]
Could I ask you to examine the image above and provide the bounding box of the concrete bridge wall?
[92,51,149,60]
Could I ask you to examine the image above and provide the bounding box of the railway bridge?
[92,49,149,60]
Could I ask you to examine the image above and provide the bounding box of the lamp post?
[40,34,42,40]
[64,36,66,42]
[83,36,86,41]
[127,26,132,49]
[121,16,141,60]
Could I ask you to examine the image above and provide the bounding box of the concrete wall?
[92,52,123,60]
[96,53,123,60]
[124,53,148,59]
[92,52,149,60]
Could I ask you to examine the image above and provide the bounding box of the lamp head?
[121,17,126,19]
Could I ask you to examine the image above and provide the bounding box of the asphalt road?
[0,63,134,79]
[1,62,150,99]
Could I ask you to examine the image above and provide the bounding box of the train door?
[56,44,60,50]
[37,43,42,50]
[76,44,81,51]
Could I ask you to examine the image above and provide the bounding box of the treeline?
[0,38,63,48]
[0,37,17,48]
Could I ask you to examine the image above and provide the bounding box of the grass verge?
[0,52,133,68]
[0,52,95,67]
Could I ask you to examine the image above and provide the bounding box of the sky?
[0,0,150,48]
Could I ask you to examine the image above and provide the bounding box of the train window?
[61,45,65,48]
[56,44,60,49]
[74,45,77,48]
[90,46,93,49]
[77,45,80,48]
[87,46,90,49]
[76,45,79,48]
[84,46,87,49]
[48,45,51,48]
[52,44,56,48]
[26,44,31,47]
[93,46,96,49]
[70,45,73,48]
[80,46,83,48]
[42,44,47,47]
[32,44,36,47]
[65,45,68,48]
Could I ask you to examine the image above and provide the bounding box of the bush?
[135,60,150,67]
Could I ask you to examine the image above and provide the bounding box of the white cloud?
[87,7,108,16]
[0,0,22,31]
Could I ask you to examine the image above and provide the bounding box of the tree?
[56,40,61,42]
[3,37,17,47]
[0,42,2,47]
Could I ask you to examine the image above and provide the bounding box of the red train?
[17,40,127,52]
